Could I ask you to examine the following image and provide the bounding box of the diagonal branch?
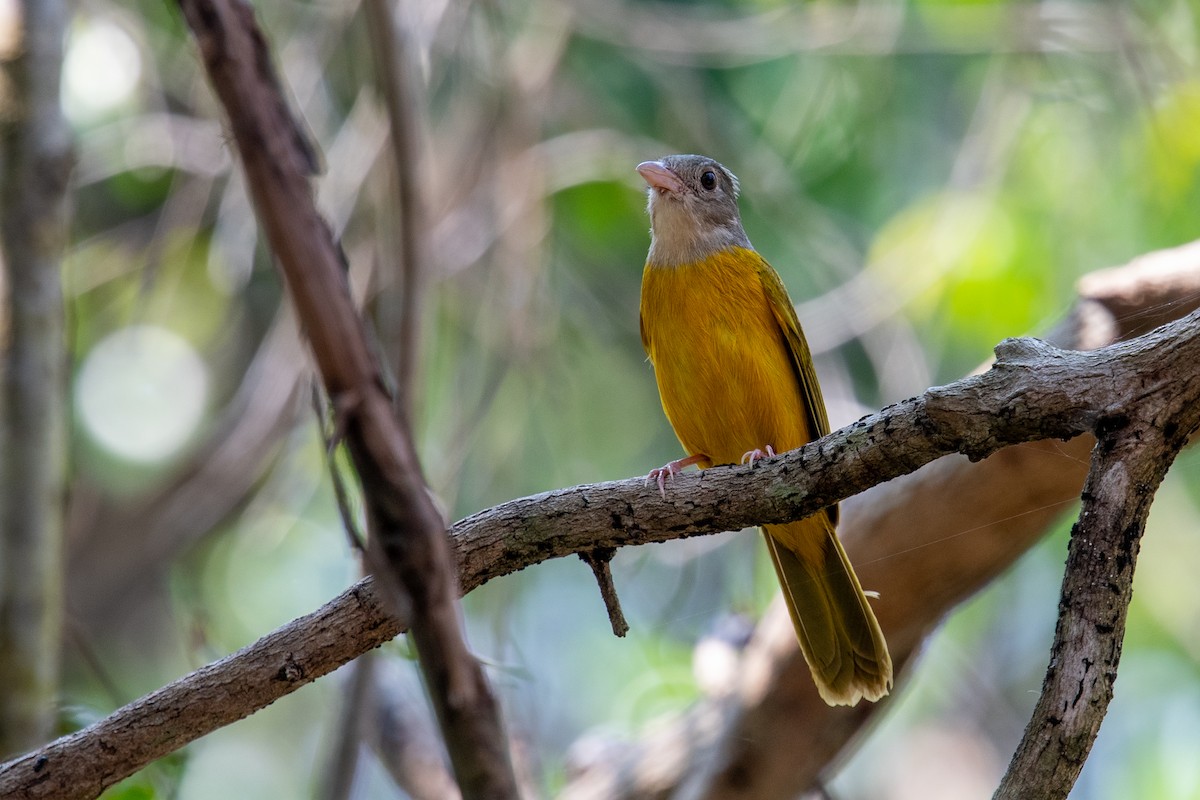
[572,242,1200,800]
[171,1,517,797]
[452,314,1200,563]
[3,285,1199,797]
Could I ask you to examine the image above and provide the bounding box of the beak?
[637,160,685,194]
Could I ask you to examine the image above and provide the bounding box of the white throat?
[646,193,751,267]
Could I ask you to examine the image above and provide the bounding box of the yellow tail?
[763,518,892,706]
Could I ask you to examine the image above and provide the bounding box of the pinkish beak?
[637,160,685,194]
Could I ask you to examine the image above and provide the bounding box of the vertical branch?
[993,418,1194,799]
[0,0,72,757]
[319,652,374,800]
[173,2,519,798]
[363,0,425,425]
[366,658,462,800]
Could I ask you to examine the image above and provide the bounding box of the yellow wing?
[755,255,838,526]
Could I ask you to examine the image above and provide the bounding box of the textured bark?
[990,435,1172,799]
[0,0,72,759]
[993,336,1200,799]
[0,582,396,799]
[2,249,1198,797]
[560,241,1200,800]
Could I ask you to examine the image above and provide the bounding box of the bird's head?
[637,155,751,267]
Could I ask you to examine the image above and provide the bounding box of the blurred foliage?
[37,0,1200,796]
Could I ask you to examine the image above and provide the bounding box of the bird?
[636,154,892,706]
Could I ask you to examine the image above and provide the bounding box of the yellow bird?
[636,155,892,706]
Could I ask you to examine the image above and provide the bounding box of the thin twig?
[366,658,462,800]
[310,383,365,553]
[363,0,425,425]
[319,653,374,800]
[580,549,629,638]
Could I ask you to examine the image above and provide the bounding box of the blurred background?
[5,0,1200,796]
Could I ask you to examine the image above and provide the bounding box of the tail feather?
[763,521,892,706]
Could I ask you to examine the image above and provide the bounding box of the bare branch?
[580,549,630,638]
[365,657,463,800]
[3,261,1198,796]
[172,1,518,797]
[576,269,1200,800]
[994,353,1200,798]
[561,244,1200,800]
[363,0,427,424]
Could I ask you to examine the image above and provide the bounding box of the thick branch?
[452,315,1200,566]
[994,373,1200,798]
[3,293,1199,797]
[172,2,517,797]
[562,243,1200,800]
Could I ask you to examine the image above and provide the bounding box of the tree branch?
[994,349,1200,798]
[3,257,1198,796]
[362,0,427,424]
[172,1,517,797]
[561,242,1200,800]
[365,656,463,800]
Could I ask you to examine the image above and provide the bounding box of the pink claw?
[740,445,776,466]
[645,454,707,498]
[646,464,677,498]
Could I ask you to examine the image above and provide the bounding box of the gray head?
[637,155,752,267]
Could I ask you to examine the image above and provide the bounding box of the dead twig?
[580,549,629,638]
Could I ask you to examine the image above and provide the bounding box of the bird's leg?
[740,444,776,466]
[647,453,707,498]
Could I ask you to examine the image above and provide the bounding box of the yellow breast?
[639,247,814,467]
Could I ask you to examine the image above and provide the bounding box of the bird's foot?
[646,454,707,498]
[740,445,776,466]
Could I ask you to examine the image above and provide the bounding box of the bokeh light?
[75,324,209,463]
[62,17,142,122]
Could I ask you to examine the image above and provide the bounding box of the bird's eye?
[700,170,717,190]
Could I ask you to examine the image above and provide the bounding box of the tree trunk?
[0,0,72,758]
